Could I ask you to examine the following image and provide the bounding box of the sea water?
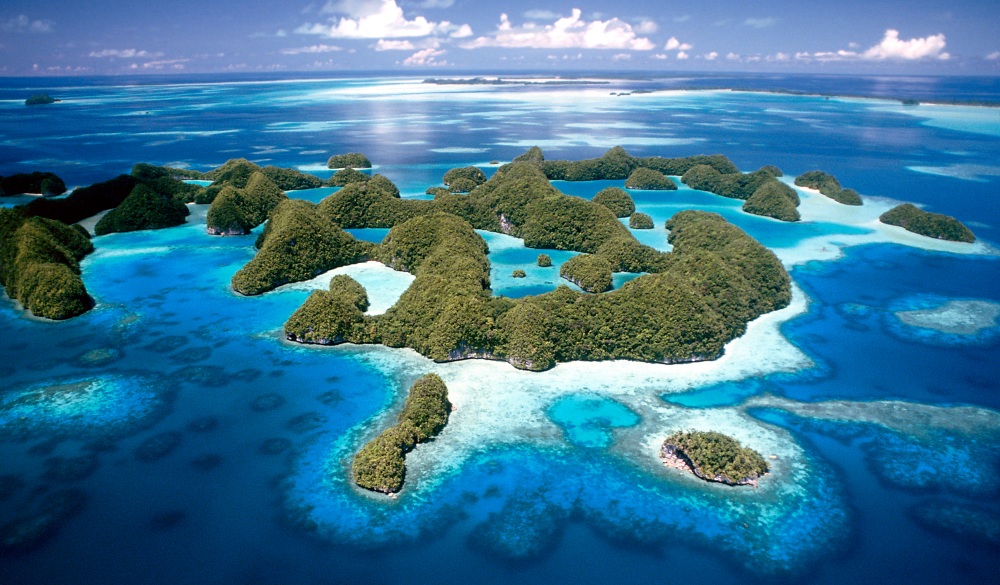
[1,73,998,584]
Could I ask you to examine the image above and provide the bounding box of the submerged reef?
[352,374,451,493]
[660,430,769,487]
[879,203,976,243]
[794,170,863,206]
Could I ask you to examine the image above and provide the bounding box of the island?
[512,269,526,278]
[25,94,59,106]
[443,166,487,193]
[536,254,552,267]
[592,187,635,218]
[560,254,613,293]
[352,373,451,494]
[327,152,372,169]
[94,184,190,235]
[206,171,287,235]
[879,203,976,243]
[1,172,67,197]
[629,212,654,229]
[625,168,676,190]
[794,170,863,206]
[660,430,769,487]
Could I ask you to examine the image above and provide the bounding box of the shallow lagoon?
[1,74,999,584]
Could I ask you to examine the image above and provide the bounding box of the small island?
[794,170,863,206]
[25,94,59,106]
[592,187,635,218]
[327,152,372,169]
[879,203,975,243]
[536,254,552,267]
[352,374,451,494]
[625,167,676,190]
[660,430,769,487]
[1,172,67,197]
[628,212,654,229]
[443,166,487,193]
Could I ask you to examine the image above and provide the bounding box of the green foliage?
[879,203,975,243]
[626,168,676,190]
[592,187,635,217]
[369,174,401,198]
[1,172,67,197]
[326,167,370,187]
[129,163,204,203]
[663,430,769,485]
[352,374,450,493]
[233,199,371,295]
[261,166,322,191]
[205,158,260,189]
[512,269,526,278]
[520,194,632,253]
[284,275,371,345]
[94,185,190,235]
[513,146,545,164]
[535,146,739,181]
[327,152,372,169]
[681,165,781,200]
[0,211,94,320]
[22,174,137,225]
[742,181,801,222]
[205,171,287,235]
[560,254,613,293]
[536,253,552,267]
[629,212,654,229]
[194,184,223,204]
[25,94,57,106]
[443,167,487,193]
[794,170,863,205]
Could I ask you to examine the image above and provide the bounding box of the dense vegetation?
[25,94,57,106]
[326,168,370,187]
[94,185,190,235]
[443,167,487,193]
[206,171,287,235]
[625,168,676,190]
[537,146,738,182]
[0,172,67,197]
[661,430,768,486]
[560,254,613,293]
[879,203,976,243]
[261,166,322,190]
[0,209,94,319]
[629,212,654,229]
[352,374,451,493]
[231,199,372,295]
[327,152,372,169]
[512,269,526,278]
[794,170,863,205]
[741,180,800,222]
[591,187,635,218]
[536,254,552,267]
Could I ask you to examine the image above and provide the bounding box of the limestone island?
[794,170,863,206]
[25,94,59,106]
[327,152,372,170]
[660,430,769,487]
[879,203,976,243]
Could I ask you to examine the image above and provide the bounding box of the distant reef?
[660,430,769,487]
[282,154,791,371]
[879,203,975,243]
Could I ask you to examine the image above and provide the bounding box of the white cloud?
[300,0,466,38]
[374,39,415,51]
[611,53,631,61]
[634,20,658,35]
[663,37,692,51]
[676,51,689,60]
[986,51,1000,61]
[744,17,776,28]
[281,44,344,54]
[652,53,668,60]
[464,9,655,51]
[704,51,719,61]
[134,59,189,70]
[2,14,54,33]
[450,24,473,38]
[524,10,559,20]
[797,29,950,62]
[861,29,949,60]
[417,0,454,7]
[726,52,740,61]
[403,47,446,66]
[89,49,162,58]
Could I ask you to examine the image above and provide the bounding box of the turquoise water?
[1,74,999,584]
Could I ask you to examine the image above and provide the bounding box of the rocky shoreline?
[660,441,762,488]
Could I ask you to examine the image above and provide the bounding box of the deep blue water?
[1,73,999,584]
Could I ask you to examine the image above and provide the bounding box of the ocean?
[1,73,998,584]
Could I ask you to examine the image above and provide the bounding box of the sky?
[1,0,999,76]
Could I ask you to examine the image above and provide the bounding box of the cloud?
[676,51,689,60]
[2,14,54,33]
[663,37,692,51]
[743,17,777,28]
[611,53,631,61]
[652,54,668,60]
[797,29,950,62]
[374,39,415,51]
[726,52,740,61]
[132,59,189,70]
[463,9,655,51]
[299,0,467,38]
[634,20,658,35]
[402,48,446,66]
[986,51,1000,61]
[89,49,163,59]
[703,51,719,61]
[416,0,454,7]
[281,44,344,54]
[524,10,559,20]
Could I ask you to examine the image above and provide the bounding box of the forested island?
[660,430,769,487]
[794,171,863,205]
[352,374,451,494]
[1,172,67,197]
[25,94,58,106]
[879,203,976,242]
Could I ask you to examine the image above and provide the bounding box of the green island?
[592,187,635,218]
[512,269,526,278]
[625,167,677,190]
[94,184,190,235]
[681,163,802,221]
[326,167,370,187]
[1,172,67,197]
[206,170,287,235]
[0,209,94,319]
[352,373,451,494]
[536,253,552,267]
[280,152,792,371]
[660,430,769,487]
[442,166,488,193]
[25,94,59,106]
[879,203,976,243]
[629,212,654,229]
[327,152,372,169]
[794,170,863,206]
